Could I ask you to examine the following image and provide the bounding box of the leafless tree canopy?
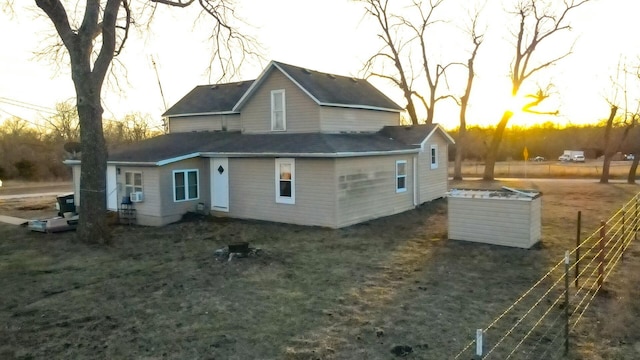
[359,0,458,125]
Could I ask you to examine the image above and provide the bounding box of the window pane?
[188,171,198,199]
[125,172,132,185]
[280,163,291,180]
[274,112,284,130]
[280,180,291,197]
[273,92,283,111]
[134,173,142,186]
[397,162,406,175]
[397,176,405,190]
[175,172,185,201]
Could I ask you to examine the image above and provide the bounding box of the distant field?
[450,160,636,179]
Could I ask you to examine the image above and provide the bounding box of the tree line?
[448,122,639,162]
[0,102,161,181]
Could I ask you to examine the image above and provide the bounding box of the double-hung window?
[396,160,407,193]
[275,158,295,204]
[124,171,142,198]
[173,169,199,202]
[271,89,286,131]
[430,144,438,169]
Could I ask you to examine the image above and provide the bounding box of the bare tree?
[599,60,640,183]
[44,101,80,142]
[401,0,457,125]
[360,0,420,124]
[453,7,484,180]
[482,0,591,180]
[30,0,258,244]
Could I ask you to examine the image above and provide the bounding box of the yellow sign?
[523,146,529,161]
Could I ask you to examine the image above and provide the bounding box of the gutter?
[64,149,419,168]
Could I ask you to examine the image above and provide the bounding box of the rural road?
[0,182,73,200]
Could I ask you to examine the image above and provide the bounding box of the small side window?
[430,145,438,169]
[396,160,407,193]
[275,158,295,204]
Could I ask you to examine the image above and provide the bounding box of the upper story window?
[271,89,286,131]
[430,144,438,169]
[173,169,199,202]
[396,160,407,193]
[124,171,143,198]
[275,158,295,204]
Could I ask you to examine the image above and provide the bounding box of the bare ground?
[0,179,639,359]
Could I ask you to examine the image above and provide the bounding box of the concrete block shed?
[447,187,542,249]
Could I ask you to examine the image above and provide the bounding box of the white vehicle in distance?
[573,154,585,162]
[558,154,571,162]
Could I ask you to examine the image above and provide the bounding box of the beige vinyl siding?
[228,158,336,227]
[448,197,541,248]
[319,106,399,133]
[168,114,241,133]
[418,134,449,204]
[336,155,414,228]
[241,70,321,133]
[156,158,211,226]
[114,166,162,226]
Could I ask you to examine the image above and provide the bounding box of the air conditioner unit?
[130,191,144,203]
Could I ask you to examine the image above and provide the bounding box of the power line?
[0,97,58,115]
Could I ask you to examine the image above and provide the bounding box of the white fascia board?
[200,149,418,158]
[319,102,402,113]
[273,62,323,106]
[64,153,203,167]
[420,124,455,149]
[232,61,277,111]
[155,152,202,166]
[168,111,239,118]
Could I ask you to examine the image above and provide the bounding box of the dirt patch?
[0,180,639,359]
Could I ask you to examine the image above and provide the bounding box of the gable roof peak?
[233,60,402,112]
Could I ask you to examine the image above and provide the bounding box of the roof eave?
[200,149,418,158]
[320,102,402,113]
[164,110,240,118]
[420,124,455,147]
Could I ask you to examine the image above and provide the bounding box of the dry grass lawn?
[0,179,639,359]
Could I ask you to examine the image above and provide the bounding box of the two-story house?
[66,61,454,227]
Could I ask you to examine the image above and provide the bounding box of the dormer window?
[271,89,286,131]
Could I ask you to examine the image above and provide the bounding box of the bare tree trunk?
[483,111,514,180]
[75,84,110,244]
[454,32,481,180]
[628,156,639,183]
[600,105,619,184]
[453,127,465,180]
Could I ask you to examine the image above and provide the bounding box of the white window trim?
[275,158,295,204]
[173,169,200,202]
[124,171,143,196]
[271,89,286,131]
[430,144,439,169]
[396,160,407,193]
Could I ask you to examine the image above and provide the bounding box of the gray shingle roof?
[162,61,403,117]
[108,131,420,164]
[272,61,403,111]
[162,80,254,117]
[380,124,455,145]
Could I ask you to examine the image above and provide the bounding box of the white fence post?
[476,328,483,359]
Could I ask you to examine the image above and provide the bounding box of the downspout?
[413,156,418,206]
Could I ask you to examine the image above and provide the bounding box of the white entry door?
[106,165,117,211]
[210,158,229,212]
